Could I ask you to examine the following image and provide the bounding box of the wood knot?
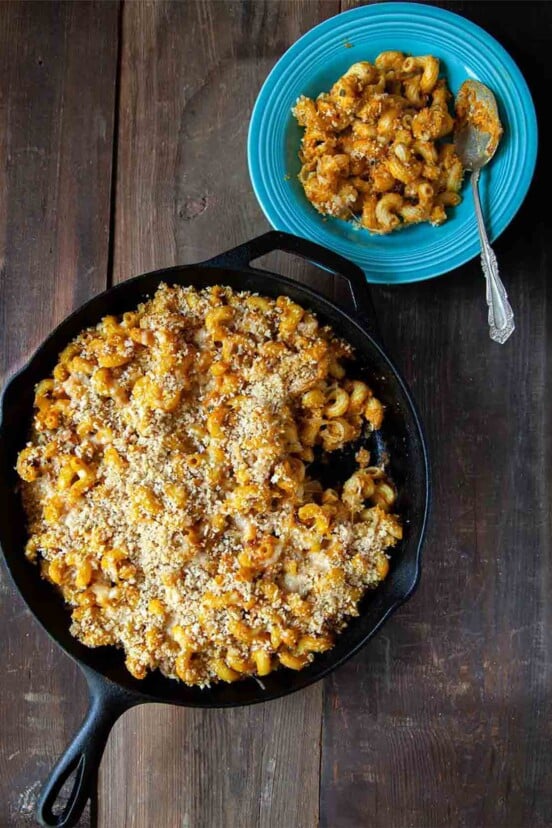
[178,195,208,221]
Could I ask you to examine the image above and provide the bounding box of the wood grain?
[0,1,119,825]
[322,3,552,827]
[99,2,339,827]
[2,2,551,827]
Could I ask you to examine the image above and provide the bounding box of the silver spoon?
[454,80,514,344]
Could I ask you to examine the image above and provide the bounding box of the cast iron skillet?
[0,231,430,827]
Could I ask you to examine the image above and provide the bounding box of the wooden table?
[1,2,550,826]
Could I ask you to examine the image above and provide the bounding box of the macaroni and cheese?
[17,285,401,686]
[292,51,464,233]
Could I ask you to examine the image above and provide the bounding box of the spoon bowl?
[455,79,503,171]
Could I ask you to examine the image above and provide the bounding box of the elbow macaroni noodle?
[17,284,401,687]
[292,51,464,234]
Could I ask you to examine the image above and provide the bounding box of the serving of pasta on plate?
[292,51,465,234]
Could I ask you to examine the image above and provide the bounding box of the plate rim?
[247,1,539,285]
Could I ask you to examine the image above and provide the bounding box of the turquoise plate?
[247,2,538,284]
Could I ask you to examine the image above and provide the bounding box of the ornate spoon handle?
[471,168,515,344]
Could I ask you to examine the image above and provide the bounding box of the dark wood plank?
[0,2,119,825]
[4,1,547,827]
[322,2,552,827]
[100,2,342,826]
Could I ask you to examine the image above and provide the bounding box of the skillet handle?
[201,230,374,317]
[36,667,139,828]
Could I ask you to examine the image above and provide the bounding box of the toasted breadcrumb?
[17,284,401,686]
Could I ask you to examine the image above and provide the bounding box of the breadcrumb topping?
[17,284,402,686]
